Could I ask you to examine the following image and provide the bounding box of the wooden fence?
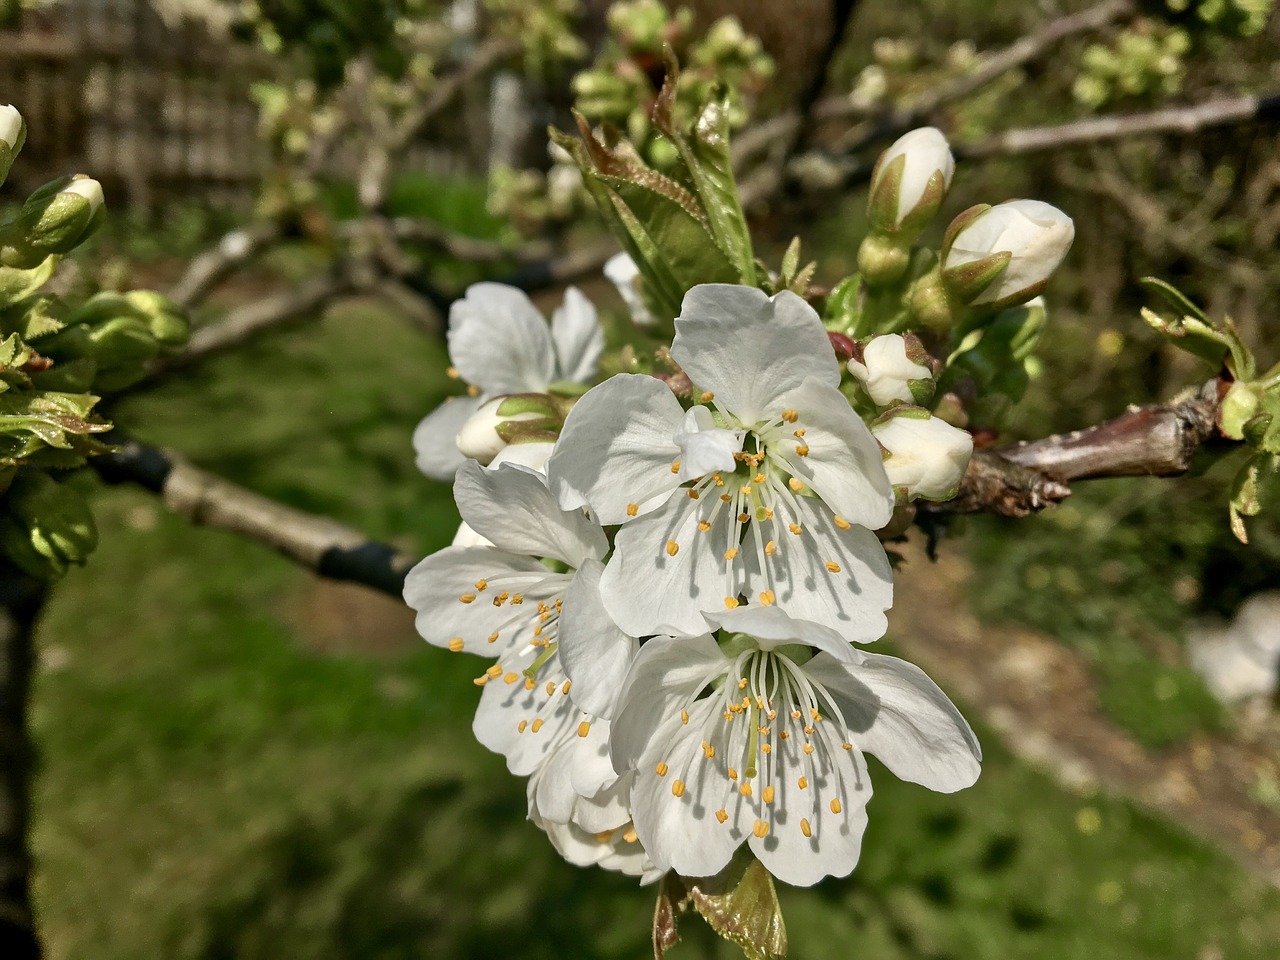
[0,0,268,210]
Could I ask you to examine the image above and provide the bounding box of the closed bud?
[867,127,955,236]
[0,472,98,579]
[7,176,106,265]
[848,333,935,408]
[1220,381,1261,441]
[872,406,974,503]
[942,200,1073,308]
[122,290,191,347]
[0,103,26,186]
[455,394,563,465]
[856,232,911,287]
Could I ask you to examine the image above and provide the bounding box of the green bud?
[122,290,190,347]
[1221,381,1261,441]
[0,471,98,578]
[4,176,105,267]
[0,104,26,187]
[909,267,959,331]
[856,233,911,288]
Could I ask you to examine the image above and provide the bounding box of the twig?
[958,93,1280,158]
[389,217,553,264]
[924,381,1224,518]
[168,223,285,310]
[92,438,415,598]
[815,0,1135,127]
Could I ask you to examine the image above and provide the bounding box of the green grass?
[29,299,1280,959]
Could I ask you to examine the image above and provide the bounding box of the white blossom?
[872,409,973,502]
[548,283,895,639]
[0,104,22,150]
[847,334,933,407]
[605,606,981,886]
[944,200,1074,306]
[413,284,604,480]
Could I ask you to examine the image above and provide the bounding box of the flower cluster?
[403,123,1074,914]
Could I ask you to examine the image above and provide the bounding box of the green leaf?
[824,274,864,337]
[688,857,788,960]
[0,255,58,302]
[1228,452,1280,543]
[1139,276,1209,323]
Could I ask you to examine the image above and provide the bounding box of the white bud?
[848,334,933,407]
[944,200,1073,306]
[872,410,973,502]
[0,104,23,150]
[871,127,955,228]
[61,176,105,216]
[604,253,655,327]
[455,397,547,465]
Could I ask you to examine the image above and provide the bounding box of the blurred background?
[4,0,1279,956]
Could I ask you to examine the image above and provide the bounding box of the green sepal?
[0,256,58,302]
[0,470,99,579]
[824,274,864,337]
[941,249,1011,305]
[1138,278,1253,378]
[1228,452,1280,544]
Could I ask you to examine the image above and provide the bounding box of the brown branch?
[814,0,1135,125]
[92,438,415,598]
[167,223,284,310]
[958,93,1280,158]
[388,217,553,264]
[924,382,1224,518]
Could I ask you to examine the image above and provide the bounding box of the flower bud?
[0,103,26,185]
[0,472,98,579]
[121,290,191,347]
[942,200,1073,308]
[867,126,955,235]
[872,406,973,502]
[455,394,562,465]
[848,333,935,408]
[7,176,106,266]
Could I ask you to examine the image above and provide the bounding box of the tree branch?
[92,438,414,598]
[167,222,284,310]
[923,381,1225,518]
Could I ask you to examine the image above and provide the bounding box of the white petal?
[672,286,839,425]
[630,697,747,878]
[706,606,858,664]
[547,373,685,523]
[551,286,605,383]
[673,406,744,482]
[448,283,555,393]
[473,645,580,776]
[806,652,982,793]
[604,252,656,327]
[403,546,566,656]
[770,377,895,529]
[412,394,484,481]
[749,708,870,886]
[743,494,892,643]
[610,633,727,772]
[534,813,659,880]
[451,521,492,547]
[602,492,746,638]
[490,440,554,474]
[454,461,607,568]
[570,774,633,833]
[530,719,619,826]
[559,559,639,719]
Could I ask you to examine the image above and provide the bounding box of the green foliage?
[1074,23,1191,108]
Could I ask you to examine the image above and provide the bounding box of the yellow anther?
[448,638,464,652]
[737,512,749,523]
[473,675,488,686]
[681,709,689,725]
[446,366,460,379]
[532,718,544,732]
[595,829,614,843]
[803,743,815,755]
[830,798,843,814]
[761,743,772,753]
[754,473,766,484]
[793,428,806,438]
[825,561,842,574]
[796,444,811,457]
[487,664,504,678]
[504,672,519,685]
[764,507,774,520]
[626,503,639,517]
[459,593,477,604]
[810,709,821,721]
[703,743,716,759]
[487,632,499,644]
[724,548,739,560]
[666,540,680,557]
[765,540,778,557]
[715,808,729,824]
[577,721,591,738]
[753,820,770,838]
[763,785,775,804]
[698,520,711,531]
[521,678,533,691]
[834,515,851,530]
[798,776,808,790]
[511,594,524,605]
[791,710,802,719]
[517,720,528,733]
[546,681,556,696]
[759,590,776,606]
[723,710,733,720]
[671,460,682,474]
[782,409,798,423]
[466,384,480,397]
[474,579,488,591]
[713,474,725,486]
[728,767,738,780]
[700,391,714,403]
[672,779,686,798]
[842,742,853,751]
[739,782,752,797]
[738,677,749,689]
[687,488,700,500]
[623,827,638,843]
[767,709,777,720]
[779,730,790,740]
[724,596,739,609]
[804,724,815,735]
[789,523,803,536]
[655,761,669,777]
[801,818,812,838]
[789,477,804,492]
[740,485,753,497]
